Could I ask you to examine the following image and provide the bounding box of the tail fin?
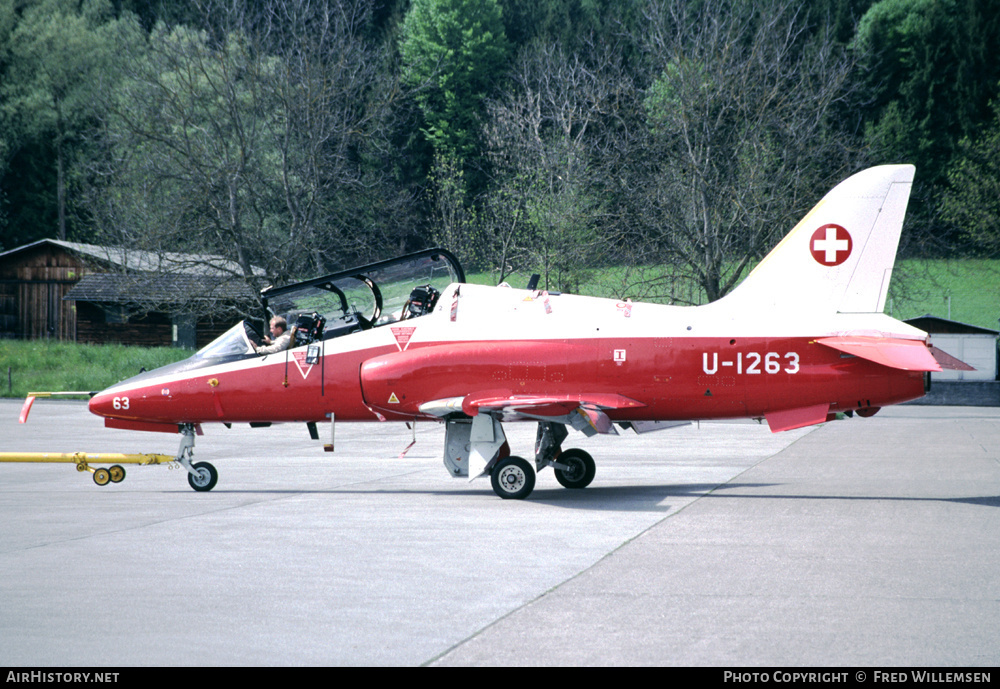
[721,165,915,314]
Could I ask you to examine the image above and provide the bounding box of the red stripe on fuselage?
[359,337,925,421]
[88,337,925,427]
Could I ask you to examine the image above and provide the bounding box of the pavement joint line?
[424,425,823,666]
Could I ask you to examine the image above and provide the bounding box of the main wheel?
[187,461,218,492]
[553,448,596,489]
[93,467,111,486]
[109,465,126,483]
[490,456,535,500]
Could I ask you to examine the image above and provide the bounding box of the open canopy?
[260,249,464,334]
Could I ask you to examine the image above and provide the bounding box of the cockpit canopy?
[189,249,463,364]
[260,248,464,336]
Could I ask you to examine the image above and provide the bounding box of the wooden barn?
[0,239,260,348]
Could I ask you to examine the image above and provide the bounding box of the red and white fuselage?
[88,283,930,432]
[83,165,963,497]
[90,165,935,434]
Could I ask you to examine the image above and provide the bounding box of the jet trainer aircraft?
[44,165,968,498]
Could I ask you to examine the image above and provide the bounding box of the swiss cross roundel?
[810,224,852,266]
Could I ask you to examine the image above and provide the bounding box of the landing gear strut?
[175,424,218,492]
[535,421,596,490]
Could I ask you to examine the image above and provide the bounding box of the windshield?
[193,321,255,360]
[262,249,463,336]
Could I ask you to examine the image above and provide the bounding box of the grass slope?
[887,259,1000,330]
[0,341,189,399]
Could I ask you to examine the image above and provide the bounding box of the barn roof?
[0,239,264,277]
[905,314,999,335]
[64,272,257,305]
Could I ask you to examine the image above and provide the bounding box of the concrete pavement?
[1,400,996,666]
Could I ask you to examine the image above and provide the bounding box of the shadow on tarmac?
[148,481,1000,511]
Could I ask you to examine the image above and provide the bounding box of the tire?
[490,456,535,500]
[93,468,111,486]
[187,461,218,492]
[553,448,596,489]
[109,465,126,483]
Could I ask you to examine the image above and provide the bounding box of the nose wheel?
[186,461,218,492]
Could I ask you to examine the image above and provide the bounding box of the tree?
[253,0,415,271]
[399,0,509,162]
[1,0,127,241]
[83,0,411,303]
[939,102,1000,256]
[427,151,481,269]
[479,41,631,289]
[87,20,279,288]
[612,0,865,304]
[853,0,1000,252]
[498,0,637,49]
[854,0,1000,181]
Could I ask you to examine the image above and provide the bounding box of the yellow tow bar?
[0,452,175,486]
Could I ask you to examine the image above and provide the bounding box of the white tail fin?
[720,165,915,314]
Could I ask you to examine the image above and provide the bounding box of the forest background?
[2,0,999,323]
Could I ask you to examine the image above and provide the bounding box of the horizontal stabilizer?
[928,345,976,371]
[817,336,941,372]
[765,403,831,433]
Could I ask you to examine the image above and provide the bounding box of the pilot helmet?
[407,285,440,317]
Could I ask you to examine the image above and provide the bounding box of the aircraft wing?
[420,392,646,435]
[816,336,943,371]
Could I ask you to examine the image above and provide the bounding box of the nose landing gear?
[174,425,218,492]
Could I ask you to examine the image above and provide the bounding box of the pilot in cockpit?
[253,316,293,355]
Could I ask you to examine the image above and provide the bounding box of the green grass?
[0,341,190,399]
[886,259,1000,331]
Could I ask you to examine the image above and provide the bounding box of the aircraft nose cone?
[89,391,116,418]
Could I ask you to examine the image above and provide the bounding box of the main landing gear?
[490,455,535,500]
[448,418,597,500]
[551,448,597,489]
[488,449,596,500]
